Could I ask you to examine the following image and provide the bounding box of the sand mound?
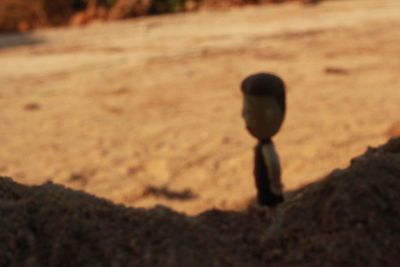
[1,138,400,266]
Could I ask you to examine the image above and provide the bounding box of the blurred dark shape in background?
[0,32,43,49]
[0,0,108,32]
[0,0,325,33]
[0,0,71,32]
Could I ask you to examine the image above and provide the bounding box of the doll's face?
[242,95,284,140]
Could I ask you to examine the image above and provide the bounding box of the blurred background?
[0,0,320,32]
[0,0,399,214]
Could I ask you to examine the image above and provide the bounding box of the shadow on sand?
[0,32,43,49]
[143,185,198,200]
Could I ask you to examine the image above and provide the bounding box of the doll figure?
[241,73,286,208]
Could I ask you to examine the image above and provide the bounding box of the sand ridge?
[1,138,399,266]
[0,0,400,215]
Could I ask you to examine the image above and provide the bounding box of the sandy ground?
[1,138,400,266]
[0,0,399,214]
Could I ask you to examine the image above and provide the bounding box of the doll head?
[241,73,286,140]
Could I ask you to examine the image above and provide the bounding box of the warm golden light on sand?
[0,0,399,215]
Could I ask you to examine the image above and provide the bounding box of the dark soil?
[1,138,399,266]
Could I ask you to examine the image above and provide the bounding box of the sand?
[1,138,399,266]
[0,0,400,215]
